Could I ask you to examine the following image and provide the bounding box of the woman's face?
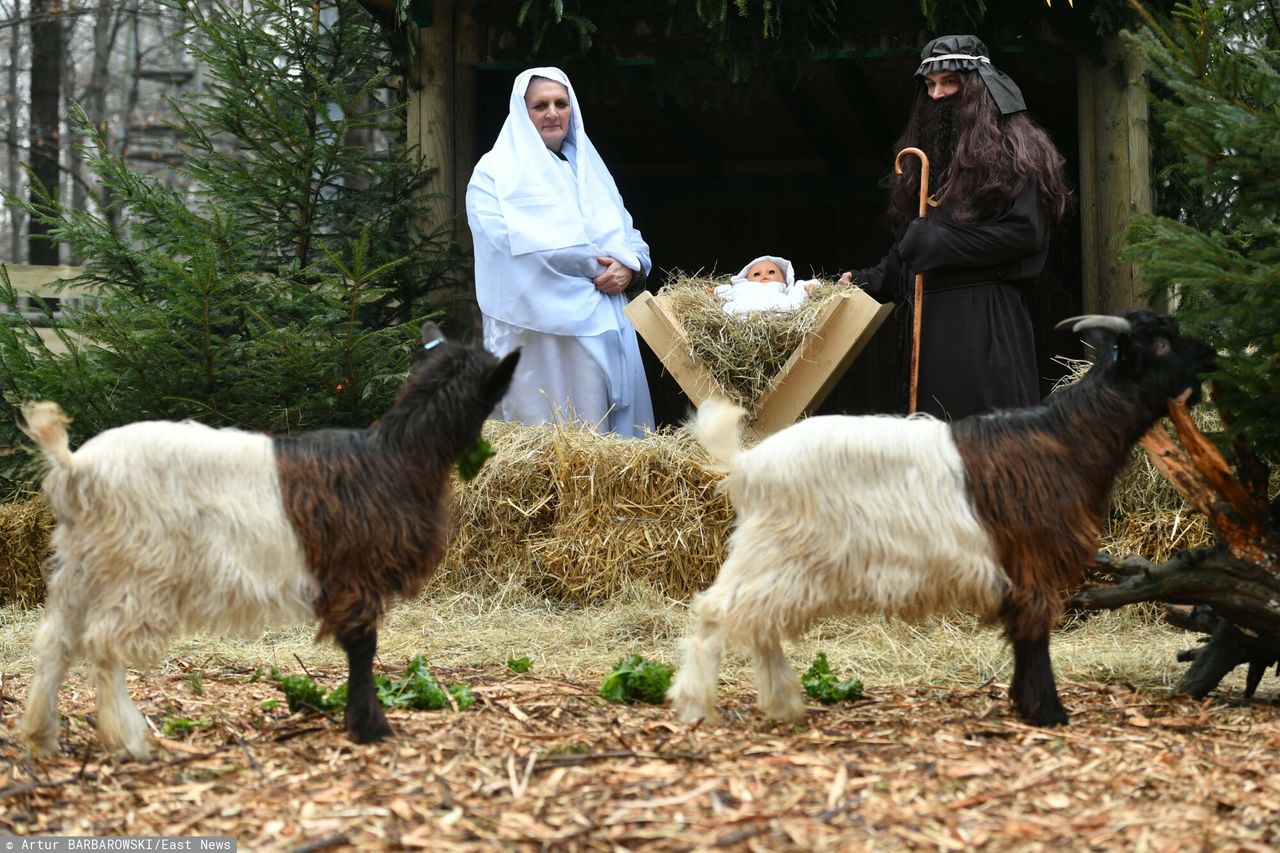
[525,79,571,152]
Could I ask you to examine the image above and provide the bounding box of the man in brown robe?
[842,35,1071,420]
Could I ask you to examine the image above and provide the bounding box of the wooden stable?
[1,263,91,354]
[625,289,892,440]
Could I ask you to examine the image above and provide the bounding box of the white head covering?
[730,255,796,286]
[480,67,641,267]
[467,67,653,435]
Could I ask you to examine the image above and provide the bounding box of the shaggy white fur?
[22,407,316,760]
[669,398,1007,724]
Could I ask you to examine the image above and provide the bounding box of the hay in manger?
[626,274,892,438]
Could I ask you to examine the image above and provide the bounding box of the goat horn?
[1054,315,1132,335]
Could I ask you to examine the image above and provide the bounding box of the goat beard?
[914,95,959,192]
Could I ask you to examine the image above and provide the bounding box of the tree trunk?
[5,0,22,260]
[1070,396,1280,698]
[29,0,63,266]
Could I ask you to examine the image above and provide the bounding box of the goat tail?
[20,401,76,470]
[691,396,747,471]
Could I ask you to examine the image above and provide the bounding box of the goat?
[668,310,1215,727]
[19,321,518,759]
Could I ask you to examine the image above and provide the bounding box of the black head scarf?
[914,34,1026,116]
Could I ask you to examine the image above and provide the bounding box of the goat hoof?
[25,738,61,760]
[349,718,394,744]
[671,702,720,726]
[109,739,157,762]
[1029,706,1069,727]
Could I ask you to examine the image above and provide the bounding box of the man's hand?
[593,256,634,295]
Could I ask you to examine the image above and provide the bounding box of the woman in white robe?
[466,66,654,437]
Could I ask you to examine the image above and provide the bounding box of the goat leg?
[341,629,393,743]
[1007,630,1068,727]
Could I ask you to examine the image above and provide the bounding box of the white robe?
[467,67,654,437]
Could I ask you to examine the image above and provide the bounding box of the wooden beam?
[2,264,91,296]
[408,3,461,240]
[1076,35,1156,314]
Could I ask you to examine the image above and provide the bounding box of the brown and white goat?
[668,310,1215,727]
[20,322,518,759]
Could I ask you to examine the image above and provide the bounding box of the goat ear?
[483,349,520,401]
[421,321,445,349]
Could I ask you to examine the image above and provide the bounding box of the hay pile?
[657,274,859,415]
[439,419,733,604]
[0,493,52,607]
[1052,358,1220,564]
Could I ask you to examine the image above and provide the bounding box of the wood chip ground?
[3,665,1278,851]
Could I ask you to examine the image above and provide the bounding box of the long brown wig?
[886,71,1071,230]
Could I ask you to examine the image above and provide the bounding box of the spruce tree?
[1072,0,1280,698]
[0,0,460,486]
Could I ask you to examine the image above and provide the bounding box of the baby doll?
[712,255,817,316]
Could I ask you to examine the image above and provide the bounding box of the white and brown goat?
[669,310,1215,727]
[20,322,517,759]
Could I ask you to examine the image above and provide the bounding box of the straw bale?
[657,273,861,415]
[1051,358,1221,566]
[0,493,52,607]
[439,419,734,604]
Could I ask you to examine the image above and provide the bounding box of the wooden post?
[406,2,484,338]
[1077,35,1157,315]
[407,6,456,240]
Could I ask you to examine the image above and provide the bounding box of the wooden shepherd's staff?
[895,146,930,413]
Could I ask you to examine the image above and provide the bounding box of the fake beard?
[915,95,959,189]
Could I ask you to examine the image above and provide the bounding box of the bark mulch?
[2,665,1278,851]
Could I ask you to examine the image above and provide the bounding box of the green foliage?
[162,716,212,737]
[497,0,1139,94]
[276,657,476,715]
[599,654,673,704]
[457,437,496,482]
[507,655,534,674]
[279,673,345,713]
[185,672,205,696]
[0,0,459,488]
[801,652,864,705]
[1122,0,1280,462]
[375,655,476,711]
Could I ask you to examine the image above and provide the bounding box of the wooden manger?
[625,286,893,440]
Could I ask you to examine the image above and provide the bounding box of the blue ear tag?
[423,336,445,351]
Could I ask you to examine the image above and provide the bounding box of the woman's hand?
[593,256,635,295]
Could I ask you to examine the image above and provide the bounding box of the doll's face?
[746,261,785,283]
